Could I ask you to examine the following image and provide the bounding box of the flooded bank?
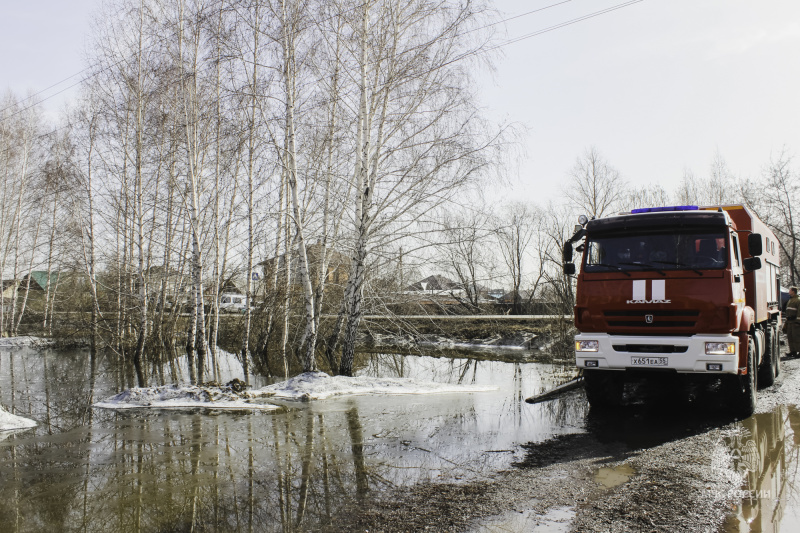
[0,346,580,532]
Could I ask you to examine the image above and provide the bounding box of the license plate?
[630,356,668,366]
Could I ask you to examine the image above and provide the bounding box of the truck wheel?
[583,369,624,408]
[759,326,778,388]
[729,336,757,418]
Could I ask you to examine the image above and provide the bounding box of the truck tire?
[759,325,779,387]
[583,369,624,408]
[729,336,757,418]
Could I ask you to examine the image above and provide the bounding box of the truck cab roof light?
[631,205,699,214]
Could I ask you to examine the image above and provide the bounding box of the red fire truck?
[563,205,781,417]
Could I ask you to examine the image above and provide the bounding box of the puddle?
[721,405,800,532]
[594,463,636,488]
[470,504,575,532]
[0,347,583,532]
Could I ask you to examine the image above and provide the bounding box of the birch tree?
[564,146,626,219]
[0,92,44,338]
[742,150,800,284]
[334,0,501,376]
[495,203,540,315]
[438,208,496,312]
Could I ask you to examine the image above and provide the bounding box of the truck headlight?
[705,342,736,355]
[576,340,599,352]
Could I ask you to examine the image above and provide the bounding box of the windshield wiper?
[587,263,631,276]
[651,260,703,276]
[618,262,666,276]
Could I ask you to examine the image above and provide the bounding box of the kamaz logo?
[626,280,671,304]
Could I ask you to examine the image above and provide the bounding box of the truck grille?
[612,344,689,353]
[603,309,700,328]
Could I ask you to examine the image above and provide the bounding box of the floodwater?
[6,346,800,532]
[723,405,800,532]
[0,346,582,532]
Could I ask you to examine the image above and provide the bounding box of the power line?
[0,1,368,119]
[492,0,645,50]
[0,0,647,158]
[0,0,577,122]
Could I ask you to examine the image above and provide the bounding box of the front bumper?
[575,333,739,374]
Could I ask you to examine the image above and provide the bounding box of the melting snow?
[0,406,37,431]
[0,336,52,348]
[93,371,497,410]
[248,371,497,401]
[94,384,279,411]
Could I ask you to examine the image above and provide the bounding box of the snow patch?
[94,384,279,411]
[0,406,37,431]
[368,332,538,351]
[0,336,52,348]
[249,371,497,401]
[94,371,498,409]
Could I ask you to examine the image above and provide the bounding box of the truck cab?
[566,205,781,417]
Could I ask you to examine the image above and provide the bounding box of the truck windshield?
[584,230,728,272]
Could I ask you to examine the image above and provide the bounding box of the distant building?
[261,242,350,286]
[499,289,536,304]
[20,271,60,292]
[1,280,20,299]
[404,274,464,295]
[487,289,505,301]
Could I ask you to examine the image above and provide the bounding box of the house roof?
[500,289,536,302]
[261,242,349,270]
[26,271,59,291]
[405,275,463,292]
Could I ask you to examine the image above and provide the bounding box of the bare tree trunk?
[280,187,293,378]
[340,4,381,375]
[79,111,102,357]
[8,137,31,335]
[177,0,209,384]
[14,187,44,336]
[129,0,150,387]
[241,0,261,380]
[278,0,318,373]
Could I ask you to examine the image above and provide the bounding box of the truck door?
[731,232,745,315]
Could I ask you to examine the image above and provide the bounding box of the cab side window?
[731,234,741,267]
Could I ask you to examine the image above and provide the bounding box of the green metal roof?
[28,271,59,291]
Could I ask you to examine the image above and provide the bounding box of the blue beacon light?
[630,205,699,214]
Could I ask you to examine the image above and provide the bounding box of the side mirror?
[562,242,573,263]
[748,233,763,256]
[563,263,576,275]
[743,257,762,272]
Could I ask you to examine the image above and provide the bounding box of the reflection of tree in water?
[1,349,590,532]
[0,352,382,531]
[0,349,96,531]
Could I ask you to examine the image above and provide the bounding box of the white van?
[219,293,248,312]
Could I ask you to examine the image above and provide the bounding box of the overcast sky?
[2,0,799,206]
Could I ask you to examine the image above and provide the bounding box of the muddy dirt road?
[324,357,800,532]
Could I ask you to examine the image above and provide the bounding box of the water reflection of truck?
[563,205,781,416]
[725,407,787,532]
